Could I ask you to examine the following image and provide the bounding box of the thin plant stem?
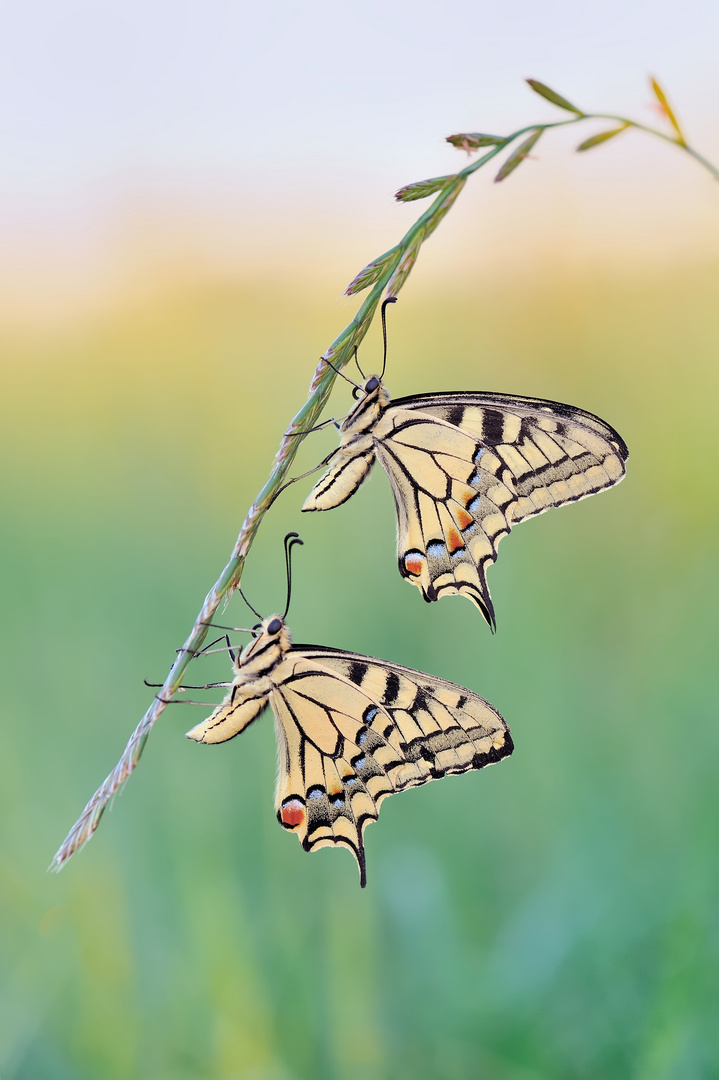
[452,115,719,184]
[51,82,718,870]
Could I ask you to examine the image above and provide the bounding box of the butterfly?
[181,536,512,887]
[302,310,628,629]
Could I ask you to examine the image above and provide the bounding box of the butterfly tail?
[461,577,497,633]
[400,544,498,630]
[426,566,497,632]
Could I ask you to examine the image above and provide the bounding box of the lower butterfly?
[182,535,512,887]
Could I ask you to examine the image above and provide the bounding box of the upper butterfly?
[302,370,628,630]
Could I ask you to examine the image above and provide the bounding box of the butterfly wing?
[273,647,512,886]
[374,392,628,627]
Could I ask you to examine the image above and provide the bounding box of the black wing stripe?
[348,661,368,685]
[481,407,506,445]
[383,671,400,706]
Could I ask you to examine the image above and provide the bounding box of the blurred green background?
[3,0,719,1074]
[2,260,718,1078]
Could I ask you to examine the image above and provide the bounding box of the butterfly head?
[354,374,387,399]
[344,375,390,433]
[261,614,292,652]
[237,614,291,674]
[235,532,302,671]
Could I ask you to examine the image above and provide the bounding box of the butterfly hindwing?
[272,648,512,886]
[374,408,517,626]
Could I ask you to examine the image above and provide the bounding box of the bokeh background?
[2,2,719,1077]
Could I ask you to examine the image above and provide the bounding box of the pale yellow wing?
[272,648,512,887]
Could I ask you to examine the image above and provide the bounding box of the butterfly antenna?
[380,296,397,380]
[323,355,361,390]
[238,586,263,621]
[200,621,255,634]
[353,344,366,380]
[282,531,304,618]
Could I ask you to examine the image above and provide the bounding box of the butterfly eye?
[267,618,283,635]
[365,377,380,393]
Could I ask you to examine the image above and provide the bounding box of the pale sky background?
[0,0,717,320]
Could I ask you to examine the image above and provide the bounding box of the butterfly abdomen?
[302,437,376,512]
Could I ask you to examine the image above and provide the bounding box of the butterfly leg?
[178,634,237,662]
[284,417,344,437]
[267,447,341,509]
[143,678,233,690]
[151,694,226,706]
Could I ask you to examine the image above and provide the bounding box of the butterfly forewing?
[397,392,627,525]
[186,619,511,887]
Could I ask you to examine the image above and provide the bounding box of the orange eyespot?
[280,799,305,829]
[404,554,424,576]
[455,508,474,530]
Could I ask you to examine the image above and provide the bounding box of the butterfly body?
[304,377,389,509]
[303,378,628,628]
[186,614,512,886]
